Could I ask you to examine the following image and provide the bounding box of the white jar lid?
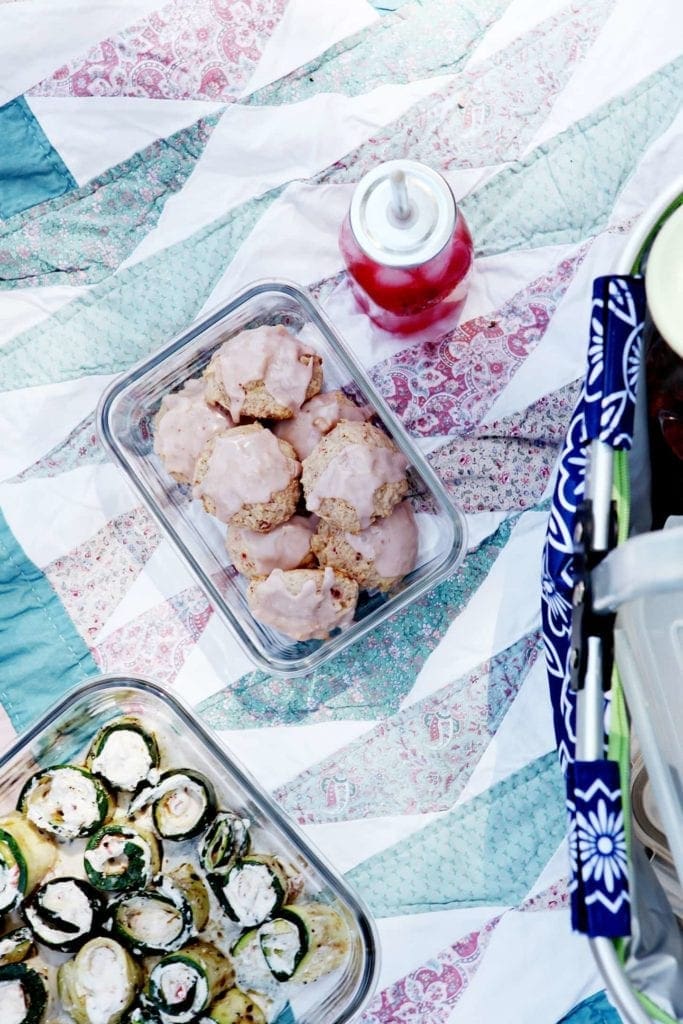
[349,159,456,269]
[645,202,683,358]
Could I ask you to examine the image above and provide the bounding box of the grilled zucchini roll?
[84,825,161,893]
[0,815,56,915]
[201,987,266,1023]
[24,877,103,953]
[168,863,209,931]
[258,903,350,983]
[131,769,216,842]
[0,928,34,966]
[108,878,194,956]
[58,936,140,1024]
[199,812,250,874]
[18,766,112,841]
[142,941,234,1023]
[87,719,160,793]
[209,855,295,928]
[0,963,48,1024]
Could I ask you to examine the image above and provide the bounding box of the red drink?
[339,160,473,333]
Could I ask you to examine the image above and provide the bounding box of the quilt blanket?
[1,0,682,1020]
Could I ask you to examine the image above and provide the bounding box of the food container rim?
[95,278,468,677]
[0,672,381,1024]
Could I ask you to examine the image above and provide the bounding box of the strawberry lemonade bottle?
[339,159,473,333]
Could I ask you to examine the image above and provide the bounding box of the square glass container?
[0,675,379,1023]
[97,280,467,675]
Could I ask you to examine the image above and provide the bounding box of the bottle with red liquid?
[339,159,473,334]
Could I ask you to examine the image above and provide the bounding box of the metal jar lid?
[349,159,456,269]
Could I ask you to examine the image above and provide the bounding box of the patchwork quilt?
[1,0,682,1020]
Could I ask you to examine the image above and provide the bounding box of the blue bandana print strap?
[542,274,645,938]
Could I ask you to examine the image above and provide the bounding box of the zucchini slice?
[167,863,209,932]
[84,824,161,893]
[0,963,48,1024]
[209,856,293,928]
[108,878,194,956]
[18,766,112,841]
[131,770,216,842]
[0,928,34,966]
[259,903,350,983]
[199,812,250,874]
[87,719,160,793]
[24,876,103,953]
[142,941,234,1023]
[201,987,266,1024]
[58,936,140,1024]
[0,814,56,911]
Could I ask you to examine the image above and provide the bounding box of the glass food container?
[339,159,474,333]
[0,675,379,1024]
[97,280,467,677]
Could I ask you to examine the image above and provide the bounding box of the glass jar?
[339,159,473,333]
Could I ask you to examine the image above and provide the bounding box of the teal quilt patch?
[558,991,622,1023]
[0,96,76,219]
[0,510,99,734]
[0,112,220,289]
[462,55,683,256]
[345,750,566,916]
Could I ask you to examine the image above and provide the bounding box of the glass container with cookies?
[97,281,467,675]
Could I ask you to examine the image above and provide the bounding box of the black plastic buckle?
[568,499,617,692]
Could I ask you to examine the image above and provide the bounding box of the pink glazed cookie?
[204,324,323,422]
[247,567,358,641]
[193,423,301,531]
[302,420,409,533]
[312,500,418,591]
[226,515,317,578]
[153,377,233,484]
[273,390,370,460]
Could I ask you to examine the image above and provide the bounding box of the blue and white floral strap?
[542,274,645,938]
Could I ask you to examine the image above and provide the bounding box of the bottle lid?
[645,203,683,359]
[349,159,456,269]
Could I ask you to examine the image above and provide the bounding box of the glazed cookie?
[247,567,358,641]
[204,324,323,422]
[273,390,371,460]
[153,377,233,484]
[193,423,301,531]
[302,420,409,533]
[312,500,418,591]
[226,515,317,578]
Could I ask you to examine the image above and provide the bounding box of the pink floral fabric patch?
[369,248,588,437]
[29,0,287,101]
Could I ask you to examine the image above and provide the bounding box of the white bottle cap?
[349,159,456,269]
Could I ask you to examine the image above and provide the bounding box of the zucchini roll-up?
[0,814,56,915]
[58,936,140,1024]
[168,863,209,931]
[24,877,103,952]
[0,928,34,966]
[18,766,111,841]
[131,769,216,841]
[142,942,234,1024]
[199,812,250,874]
[0,963,48,1024]
[87,719,160,793]
[200,987,266,1024]
[108,879,193,956]
[258,903,350,983]
[210,855,294,928]
[84,825,161,893]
